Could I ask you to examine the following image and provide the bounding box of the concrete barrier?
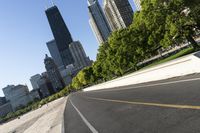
[84,51,200,92]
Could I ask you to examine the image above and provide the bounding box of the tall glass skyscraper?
[45,6,74,67]
[46,39,64,68]
[88,0,111,44]
[103,0,133,31]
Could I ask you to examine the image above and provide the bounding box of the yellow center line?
[87,97,200,110]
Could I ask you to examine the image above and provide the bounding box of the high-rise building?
[88,0,111,44]
[2,85,31,110]
[46,39,64,68]
[37,75,54,98]
[30,74,41,90]
[103,0,133,31]
[29,89,41,101]
[0,102,13,118]
[45,6,74,67]
[69,41,92,70]
[0,97,6,106]
[44,54,65,92]
[133,0,142,11]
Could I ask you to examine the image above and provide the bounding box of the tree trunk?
[186,35,200,50]
[197,23,200,30]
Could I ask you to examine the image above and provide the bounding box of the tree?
[71,76,83,90]
[93,42,114,80]
[77,67,96,86]
[160,0,200,50]
[107,29,141,75]
[70,0,200,90]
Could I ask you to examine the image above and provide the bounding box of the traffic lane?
[83,78,200,106]
[69,93,200,133]
[66,77,200,133]
[64,99,92,133]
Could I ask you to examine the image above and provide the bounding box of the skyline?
[0,0,136,96]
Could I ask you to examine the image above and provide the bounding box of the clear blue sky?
[0,0,136,96]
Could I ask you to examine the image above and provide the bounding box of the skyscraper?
[30,74,41,90]
[46,39,64,68]
[103,0,133,31]
[44,54,65,92]
[69,41,92,70]
[133,0,142,11]
[45,6,74,67]
[88,0,111,44]
[37,75,54,98]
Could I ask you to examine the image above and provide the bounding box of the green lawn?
[141,47,195,70]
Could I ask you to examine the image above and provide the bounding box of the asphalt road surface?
[64,74,200,133]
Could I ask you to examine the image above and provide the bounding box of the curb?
[49,97,68,133]
[61,97,68,133]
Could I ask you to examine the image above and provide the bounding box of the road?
[64,74,200,133]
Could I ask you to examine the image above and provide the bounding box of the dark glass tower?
[45,6,74,66]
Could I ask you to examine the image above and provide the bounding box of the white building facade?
[88,0,111,44]
[103,0,133,31]
[69,41,92,70]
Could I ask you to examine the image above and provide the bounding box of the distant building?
[37,76,53,98]
[103,0,133,31]
[69,41,92,70]
[29,89,41,101]
[88,0,111,44]
[45,5,74,67]
[133,0,142,11]
[0,102,13,118]
[30,74,41,90]
[2,85,15,101]
[3,85,31,111]
[59,67,73,86]
[44,54,65,92]
[0,97,6,106]
[0,97,12,117]
[46,39,64,68]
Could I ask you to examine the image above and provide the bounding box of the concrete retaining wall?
[84,51,200,92]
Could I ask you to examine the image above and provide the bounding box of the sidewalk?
[0,97,67,133]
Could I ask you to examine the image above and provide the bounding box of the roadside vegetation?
[71,0,200,90]
[141,47,195,70]
[1,0,200,123]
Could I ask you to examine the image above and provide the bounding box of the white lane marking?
[70,99,99,133]
[94,77,200,92]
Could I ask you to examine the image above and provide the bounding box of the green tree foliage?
[71,76,82,90]
[160,0,200,50]
[71,66,97,89]
[70,0,200,90]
